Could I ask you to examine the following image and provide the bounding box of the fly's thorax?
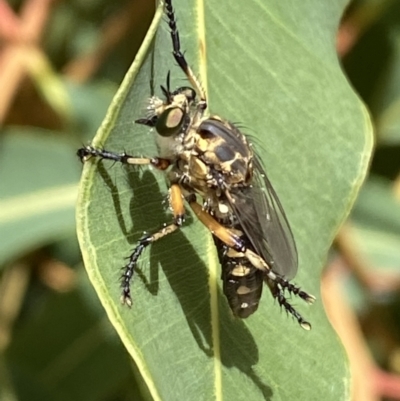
[194,117,254,186]
[211,197,239,223]
[200,194,232,221]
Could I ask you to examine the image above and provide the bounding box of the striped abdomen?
[214,239,264,318]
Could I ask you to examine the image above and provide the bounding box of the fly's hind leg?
[265,277,312,330]
[120,183,185,306]
[272,275,316,305]
[188,197,314,329]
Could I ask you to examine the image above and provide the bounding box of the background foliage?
[0,0,399,400]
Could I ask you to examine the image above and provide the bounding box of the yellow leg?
[188,199,273,273]
[120,184,186,306]
[170,183,185,225]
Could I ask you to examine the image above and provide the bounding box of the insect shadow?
[96,162,273,400]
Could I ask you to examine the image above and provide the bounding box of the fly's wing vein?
[226,154,298,280]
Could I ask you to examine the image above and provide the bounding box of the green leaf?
[0,128,80,265]
[77,1,372,400]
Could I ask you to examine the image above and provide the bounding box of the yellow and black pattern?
[78,0,315,329]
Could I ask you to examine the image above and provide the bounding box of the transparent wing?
[226,154,298,279]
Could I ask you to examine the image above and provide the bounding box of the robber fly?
[78,0,315,329]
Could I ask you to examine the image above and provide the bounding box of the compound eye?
[156,106,185,137]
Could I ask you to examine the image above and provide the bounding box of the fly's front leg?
[77,145,171,171]
[164,0,207,108]
[120,183,185,306]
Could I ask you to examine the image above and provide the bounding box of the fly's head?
[157,86,195,137]
[136,85,196,158]
[137,86,195,138]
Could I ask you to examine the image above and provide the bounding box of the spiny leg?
[189,198,278,278]
[77,145,171,170]
[273,275,316,305]
[121,183,185,306]
[164,0,207,107]
[188,198,315,317]
[267,279,312,330]
[188,197,247,252]
[120,223,179,306]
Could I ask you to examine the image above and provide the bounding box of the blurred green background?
[0,1,154,400]
[0,0,400,400]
